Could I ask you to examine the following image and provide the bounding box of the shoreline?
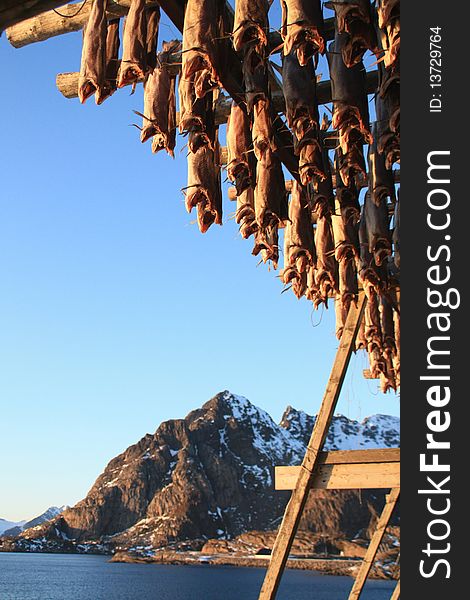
[109,550,393,579]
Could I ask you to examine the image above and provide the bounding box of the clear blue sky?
[0,8,398,522]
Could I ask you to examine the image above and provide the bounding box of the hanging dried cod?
[325,0,376,67]
[227,102,258,239]
[137,40,181,157]
[358,207,386,291]
[185,142,223,233]
[78,0,107,104]
[236,188,258,239]
[253,149,287,267]
[363,190,392,267]
[368,121,396,206]
[182,0,221,98]
[377,0,400,69]
[226,102,254,195]
[393,190,400,269]
[117,0,148,87]
[312,149,338,306]
[233,0,269,55]
[252,97,275,161]
[145,5,161,71]
[328,33,372,156]
[283,181,316,283]
[378,61,400,137]
[282,50,324,185]
[314,212,337,306]
[334,152,361,258]
[332,170,359,336]
[95,19,121,105]
[178,76,216,154]
[280,0,325,66]
[375,91,400,168]
[282,50,319,141]
[379,292,398,392]
[364,285,386,379]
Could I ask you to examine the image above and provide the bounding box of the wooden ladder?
[259,292,400,599]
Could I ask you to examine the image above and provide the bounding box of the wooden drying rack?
[3,2,400,599]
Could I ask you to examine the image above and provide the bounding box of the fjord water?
[0,554,395,599]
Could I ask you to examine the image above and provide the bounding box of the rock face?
[5,391,399,552]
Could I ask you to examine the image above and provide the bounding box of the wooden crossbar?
[275,449,400,490]
[259,293,367,600]
[6,4,335,49]
[5,1,159,46]
[1,1,65,33]
[226,168,400,198]
[347,488,400,600]
[55,66,379,106]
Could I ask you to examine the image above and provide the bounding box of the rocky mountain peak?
[4,391,399,554]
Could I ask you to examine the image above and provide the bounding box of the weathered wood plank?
[280,448,400,468]
[6,4,334,49]
[258,293,367,600]
[348,489,400,600]
[56,68,379,109]
[275,461,400,491]
[1,1,66,33]
[5,0,157,47]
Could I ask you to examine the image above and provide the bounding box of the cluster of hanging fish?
[78,0,178,156]
[76,0,400,393]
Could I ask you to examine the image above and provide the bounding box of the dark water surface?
[0,553,395,600]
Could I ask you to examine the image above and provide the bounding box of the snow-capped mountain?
[0,518,27,536]
[2,391,399,553]
[1,506,68,537]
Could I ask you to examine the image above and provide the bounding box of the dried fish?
[78,0,107,104]
[233,0,269,54]
[117,0,147,87]
[95,19,121,105]
[138,41,180,157]
[185,142,223,233]
[280,0,325,66]
[325,0,376,66]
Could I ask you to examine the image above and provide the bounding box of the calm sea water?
[0,553,395,600]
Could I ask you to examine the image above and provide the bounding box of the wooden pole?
[347,488,400,600]
[258,293,367,600]
[390,579,400,600]
[1,1,65,33]
[6,4,334,49]
[5,1,158,47]
[56,68,379,107]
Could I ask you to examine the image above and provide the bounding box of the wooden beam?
[5,1,157,47]
[1,1,65,33]
[5,4,335,50]
[347,488,400,600]
[275,461,400,491]
[258,293,367,600]
[312,448,400,465]
[56,68,379,109]
[390,579,400,600]
[226,168,400,200]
